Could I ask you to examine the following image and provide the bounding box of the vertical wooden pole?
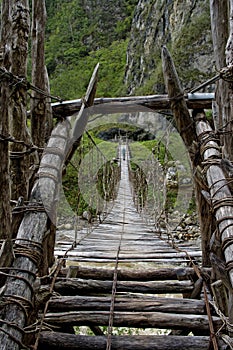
[0,0,13,239]
[31,0,54,276]
[10,0,31,202]
[161,46,212,266]
[210,0,233,159]
[31,0,53,148]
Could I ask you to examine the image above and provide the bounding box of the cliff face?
[81,0,138,49]
[125,0,214,94]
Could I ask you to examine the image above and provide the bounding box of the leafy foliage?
[44,0,137,99]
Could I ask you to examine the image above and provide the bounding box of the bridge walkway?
[38,145,224,350]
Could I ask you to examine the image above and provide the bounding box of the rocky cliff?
[125,0,214,95]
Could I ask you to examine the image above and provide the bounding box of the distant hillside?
[44,0,213,100]
[44,0,138,99]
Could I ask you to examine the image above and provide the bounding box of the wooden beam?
[51,93,214,118]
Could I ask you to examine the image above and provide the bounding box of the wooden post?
[210,0,233,159]
[161,45,213,266]
[0,0,12,239]
[194,109,233,335]
[31,0,53,148]
[0,65,99,349]
[9,0,32,203]
[31,0,55,276]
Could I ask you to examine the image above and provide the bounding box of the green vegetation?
[61,133,119,217]
[96,160,120,202]
[129,160,148,209]
[44,0,137,99]
[172,2,212,83]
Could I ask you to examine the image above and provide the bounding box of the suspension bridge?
[36,143,220,350]
[1,52,233,349]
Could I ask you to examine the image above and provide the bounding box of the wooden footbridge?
[43,145,218,350]
[1,47,233,350]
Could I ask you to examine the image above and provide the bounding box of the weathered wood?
[31,0,53,147]
[211,280,228,316]
[195,110,233,287]
[0,121,70,349]
[210,0,228,142]
[161,46,213,268]
[210,0,228,70]
[43,310,221,331]
[211,0,233,159]
[196,169,213,266]
[0,239,14,287]
[55,250,202,259]
[161,46,196,157]
[38,333,227,350]
[226,0,233,66]
[195,108,233,336]
[66,265,210,281]
[55,254,198,264]
[46,278,194,295]
[65,63,99,167]
[48,295,206,314]
[51,94,214,118]
[0,0,12,239]
[224,0,233,159]
[10,0,31,203]
[0,65,99,349]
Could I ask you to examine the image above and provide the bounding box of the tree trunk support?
[0,64,99,349]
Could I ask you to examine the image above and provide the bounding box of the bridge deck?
[55,145,201,265]
[39,145,226,350]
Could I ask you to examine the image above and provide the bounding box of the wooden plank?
[54,250,202,259]
[66,265,208,281]
[43,310,221,331]
[55,256,197,264]
[38,333,227,350]
[51,94,214,118]
[48,295,206,314]
[46,278,194,295]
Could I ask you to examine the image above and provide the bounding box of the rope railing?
[60,131,121,240]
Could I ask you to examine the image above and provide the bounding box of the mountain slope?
[44,0,213,99]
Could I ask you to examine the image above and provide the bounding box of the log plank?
[65,265,210,281]
[54,250,202,259]
[38,333,227,350]
[48,295,206,314]
[43,310,221,331]
[45,278,194,295]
